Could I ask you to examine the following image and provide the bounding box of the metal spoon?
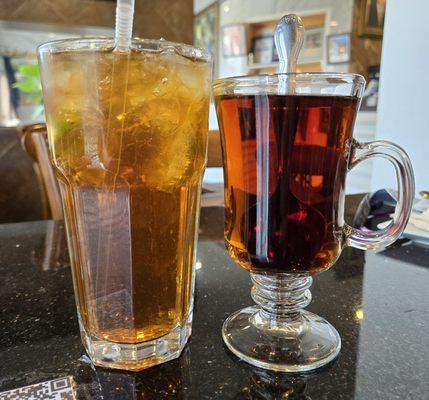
[274,14,305,73]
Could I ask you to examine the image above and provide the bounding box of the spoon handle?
[274,14,305,73]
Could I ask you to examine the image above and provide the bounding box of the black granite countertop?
[0,198,428,399]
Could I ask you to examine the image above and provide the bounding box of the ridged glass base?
[80,313,192,371]
[222,273,341,372]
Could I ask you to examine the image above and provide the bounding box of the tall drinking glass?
[38,38,212,371]
[213,73,414,372]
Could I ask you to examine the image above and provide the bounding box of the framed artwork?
[222,24,247,57]
[327,33,351,64]
[361,65,380,110]
[252,35,274,64]
[194,3,218,56]
[359,0,386,38]
[300,27,324,64]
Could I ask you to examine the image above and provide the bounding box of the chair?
[20,124,63,220]
[207,129,223,167]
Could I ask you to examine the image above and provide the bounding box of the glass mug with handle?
[38,38,212,371]
[213,73,414,372]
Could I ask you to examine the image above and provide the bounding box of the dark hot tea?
[215,94,359,274]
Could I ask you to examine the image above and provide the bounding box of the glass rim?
[37,36,212,63]
[213,72,366,90]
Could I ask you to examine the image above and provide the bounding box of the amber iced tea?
[39,40,211,368]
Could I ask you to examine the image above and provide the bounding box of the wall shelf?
[247,61,322,74]
[245,13,326,75]
[247,62,278,70]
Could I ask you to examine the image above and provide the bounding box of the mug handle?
[344,139,415,250]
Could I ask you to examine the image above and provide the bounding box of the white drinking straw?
[115,0,135,51]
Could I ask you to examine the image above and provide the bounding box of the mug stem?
[251,273,312,321]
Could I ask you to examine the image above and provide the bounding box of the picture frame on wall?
[359,0,386,38]
[300,27,324,64]
[222,24,247,57]
[327,33,351,64]
[252,35,274,64]
[194,3,218,56]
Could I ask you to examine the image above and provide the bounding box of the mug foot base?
[80,313,192,371]
[222,306,341,372]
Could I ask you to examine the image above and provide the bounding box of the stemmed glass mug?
[213,73,414,372]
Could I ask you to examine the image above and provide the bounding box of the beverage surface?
[40,48,211,343]
[215,94,358,275]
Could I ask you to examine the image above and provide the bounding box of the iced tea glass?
[213,73,414,372]
[38,38,212,371]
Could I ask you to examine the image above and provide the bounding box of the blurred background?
[0,0,427,223]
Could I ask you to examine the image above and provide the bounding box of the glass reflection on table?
[233,364,312,399]
[74,348,192,399]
